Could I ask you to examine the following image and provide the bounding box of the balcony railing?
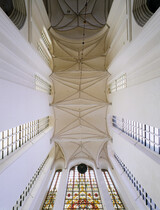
[35,75,52,95]
[114,153,159,210]
[108,74,127,94]
[0,116,49,160]
[13,155,49,209]
[112,115,160,155]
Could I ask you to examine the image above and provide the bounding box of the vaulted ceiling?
[47,0,113,39]
[47,0,112,167]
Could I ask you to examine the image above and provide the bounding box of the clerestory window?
[42,170,62,209]
[102,169,125,209]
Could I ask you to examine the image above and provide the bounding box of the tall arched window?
[102,170,125,209]
[42,170,62,209]
[64,165,103,209]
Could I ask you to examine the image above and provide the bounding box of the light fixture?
[78,163,87,174]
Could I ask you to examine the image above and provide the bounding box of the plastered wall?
[0,5,54,209]
[0,130,53,209]
[107,5,160,209]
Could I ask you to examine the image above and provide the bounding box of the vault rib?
[81,76,107,91]
[56,41,78,58]
[53,31,106,50]
[55,99,107,106]
[53,73,106,85]
[53,70,108,78]
[53,62,78,72]
[68,144,81,159]
[81,90,106,103]
[53,77,79,91]
[55,135,108,141]
[55,106,79,118]
[49,1,110,145]
[54,90,79,104]
[81,118,106,135]
[54,56,77,61]
[55,123,81,137]
[55,104,104,113]
[80,105,106,117]
[83,35,104,57]
[82,61,105,71]
[82,145,95,160]
[58,134,108,139]
[55,117,79,135]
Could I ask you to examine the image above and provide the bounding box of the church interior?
[0,0,160,209]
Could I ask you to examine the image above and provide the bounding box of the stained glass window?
[64,165,103,209]
[102,170,125,209]
[42,170,62,209]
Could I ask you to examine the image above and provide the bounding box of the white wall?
[23,147,56,210]
[0,129,54,209]
[0,79,52,131]
[0,6,54,210]
[0,8,53,130]
[107,143,147,210]
[31,0,51,50]
[105,0,129,68]
[19,0,29,41]
[111,131,160,207]
[106,5,160,209]
[110,77,160,128]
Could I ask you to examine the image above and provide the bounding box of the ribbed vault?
[49,2,111,167]
[45,0,113,39]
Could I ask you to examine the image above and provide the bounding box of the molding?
[112,126,160,165]
[107,144,146,210]
[0,9,52,88]
[22,148,55,210]
[108,8,160,77]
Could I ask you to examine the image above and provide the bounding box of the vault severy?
[44,0,113,39]
[48,1,111,166]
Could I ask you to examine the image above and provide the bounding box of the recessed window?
[37,41,53,68]
[37,27,53,69]
[108,74,127,94]
[42,170,62,209]
[35,75,52,95]
[13,155,49,209]
[0,117,49,160]
[41,27,53,54]
[64,165,103,209]
[115,153,159,210]
[102,170,125,209]
[112,116,160,154]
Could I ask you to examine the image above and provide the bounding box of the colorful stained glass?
[64,165,103,209]
[42,170,62,209]
[102,170,125,209]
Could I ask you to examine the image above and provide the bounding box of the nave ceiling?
[46,0,113,39]
[47,0,112,167]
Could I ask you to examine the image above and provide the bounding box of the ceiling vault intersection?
[47,0,112,167]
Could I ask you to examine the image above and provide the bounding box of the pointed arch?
[64,164,103,209]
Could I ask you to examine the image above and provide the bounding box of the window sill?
[112,126,160,165]
[0,126,53,175]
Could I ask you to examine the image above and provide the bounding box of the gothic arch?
[133,0,160,27]
[0,0,26,29]
[67,157,96,171]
